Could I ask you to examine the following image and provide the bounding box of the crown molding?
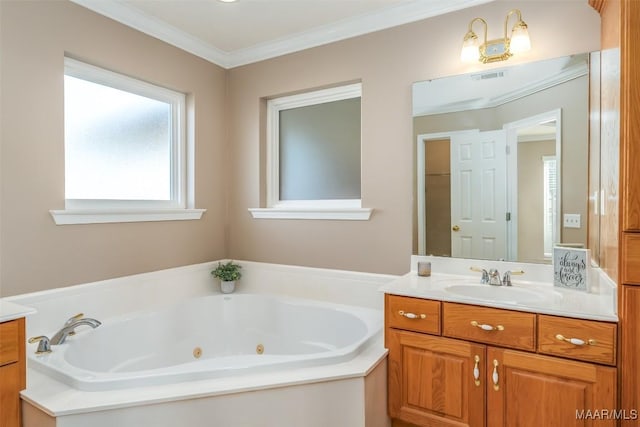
[71,0,494,69]
[70,0,233,67]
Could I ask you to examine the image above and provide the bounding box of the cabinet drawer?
[0,320,20,366]
[443,302,536,350]
[385,294,440,335]
[538,315,617,365]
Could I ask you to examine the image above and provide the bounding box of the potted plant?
[211,261,242,294]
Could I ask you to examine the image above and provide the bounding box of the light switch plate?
[563,213,581,228]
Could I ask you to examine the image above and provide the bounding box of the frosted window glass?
[64,75,171,200]
[279,98,361,200]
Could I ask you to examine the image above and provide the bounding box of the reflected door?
[451,130,507,259]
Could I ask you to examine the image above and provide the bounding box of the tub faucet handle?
[64,313,84,336]
[65,313,84,325]
[28,336,52,354]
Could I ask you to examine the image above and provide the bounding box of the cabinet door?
[486,348,617,427]
[388,329,485,427]
[0,362,22,427]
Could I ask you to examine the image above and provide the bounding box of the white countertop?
[380,271,618,322]
[0,299,36,323]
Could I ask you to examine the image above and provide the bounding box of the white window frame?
[249,82,372,220]
[542,155,558,259]
[50,58,205,225]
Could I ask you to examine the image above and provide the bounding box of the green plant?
[211,261,242,282]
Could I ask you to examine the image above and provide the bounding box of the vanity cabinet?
[386,294,617,427]
[0,318,26,427]
[387,329,485,426]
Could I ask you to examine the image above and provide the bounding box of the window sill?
[49,209,206,225]
[248,207,373,221]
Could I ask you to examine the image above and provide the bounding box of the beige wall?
[226,1,600,275]
[0,1,228,296]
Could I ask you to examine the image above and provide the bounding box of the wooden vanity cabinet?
[387,329,485,427]
[386,294,617,427]
[0,318,26,427]
[487,348,616,427]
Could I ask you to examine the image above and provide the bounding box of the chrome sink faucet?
[470,267,490,284]
[50,316,101,345]
[471,267,525,286]
[488,269,502,286]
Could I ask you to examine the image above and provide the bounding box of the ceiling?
[70,0,493,69]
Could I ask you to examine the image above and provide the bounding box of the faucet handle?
[64,313,84,336]
[28,336,52,354]
[502,270,524,286]
[470,267,490,284]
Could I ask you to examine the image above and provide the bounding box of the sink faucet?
[502,270,525,286]
[488,268,502,286]
[50,317,101,345]
[472,267,526,287]
[470,267,490,284]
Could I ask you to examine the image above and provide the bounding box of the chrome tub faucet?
[50,316,101,345]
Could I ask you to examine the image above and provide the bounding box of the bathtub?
[28,293,382,391]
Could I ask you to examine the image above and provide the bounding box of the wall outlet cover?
[563,213,581,228]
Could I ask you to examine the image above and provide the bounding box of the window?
[50,58,204,224]
[543,155,557,258]
[249,83,372,220]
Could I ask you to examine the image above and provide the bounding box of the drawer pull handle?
[398,310,426,319]
[492,359,500,391]
[555,334,596,346]
[473,355,481,386]
[470,320,504,331]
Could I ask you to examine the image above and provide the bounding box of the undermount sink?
[444,284,553,304]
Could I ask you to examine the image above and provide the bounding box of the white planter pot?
[220,280,236,294]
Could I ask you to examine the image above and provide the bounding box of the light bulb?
[510,21,531,53]
[460,31,480,62]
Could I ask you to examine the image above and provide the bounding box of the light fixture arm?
[503,9,524,40]
[467,17,488,45]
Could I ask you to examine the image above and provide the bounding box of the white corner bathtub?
[28,293,382,391]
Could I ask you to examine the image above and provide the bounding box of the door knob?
[452,225,460,232]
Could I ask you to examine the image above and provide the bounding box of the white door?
[450,129,507,259]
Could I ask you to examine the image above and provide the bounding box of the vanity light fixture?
[461,9,531,63]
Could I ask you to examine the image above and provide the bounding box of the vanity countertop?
[0,299,36,323]
[380,271,618,322]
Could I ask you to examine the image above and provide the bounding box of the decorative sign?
[553,247,590,292]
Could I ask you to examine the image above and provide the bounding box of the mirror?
[413,53,591,264]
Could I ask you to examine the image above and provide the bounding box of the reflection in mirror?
[413,53,590,264]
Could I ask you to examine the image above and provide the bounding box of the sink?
[444,284,552,304]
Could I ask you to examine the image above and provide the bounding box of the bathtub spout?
[50,318,101,345]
